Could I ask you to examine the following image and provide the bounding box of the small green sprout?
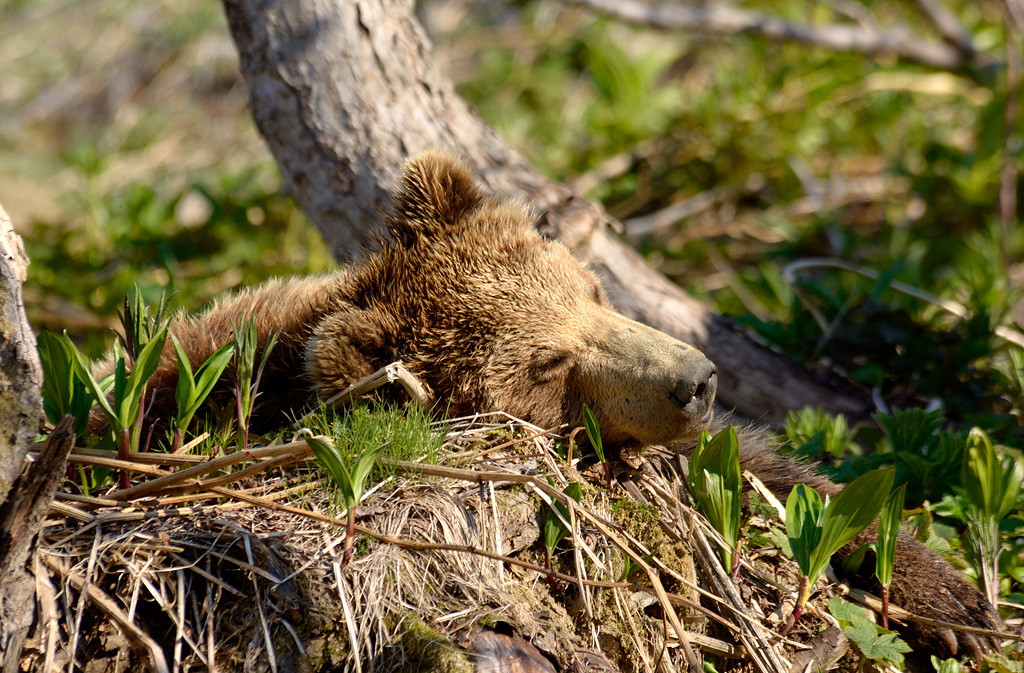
[582,404,611,485]
[689,425,743,576]
[961,426,1023,608]
[306,435,380,566]
[784,468,894,632]
[875,483,906,628]
[232,319,279,450]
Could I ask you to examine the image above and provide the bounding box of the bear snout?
[668,363,717,418]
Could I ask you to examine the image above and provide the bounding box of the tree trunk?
[0,205,65,672]
[0,205,41,505]
[221,0,873,426]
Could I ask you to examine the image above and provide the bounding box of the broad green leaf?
[192,342,234,405]
[786,484,823,578]
[840,542,876,577]
[38,331,95,434]
[809,468,894,583]
[39,331,74,424]
[348,447,381,505]
[876,483,906,587]
[582,404,605,462]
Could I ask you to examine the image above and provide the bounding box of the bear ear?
[386,150,482,243]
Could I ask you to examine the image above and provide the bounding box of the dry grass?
[17,407,875,673]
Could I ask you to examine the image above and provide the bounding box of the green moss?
[394,614,473,673]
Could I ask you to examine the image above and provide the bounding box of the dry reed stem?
[40,554,170,673]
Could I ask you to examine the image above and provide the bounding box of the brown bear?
[139,151,999,658]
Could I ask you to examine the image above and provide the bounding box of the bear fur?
[137,151,998,658]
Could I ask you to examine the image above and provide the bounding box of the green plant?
[69,326,167,488]
[829,596,911,667]
[931,656,960,673]
[38,331,98,437]
[543,481,583,570]
[582,404,611,485]
[960,426,1024,608]
[232,319,279,450]
[689,425,743,575]
[845,483,908,628]
[784,468,894,631]
[874,483,906,628]
[306,435,380,566]
[170,335,234,453]
[783,408,859,460]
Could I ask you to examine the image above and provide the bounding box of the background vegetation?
[3,0,1023,640]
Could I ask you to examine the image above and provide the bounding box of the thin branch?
[566,0,995,71]
[907,0,979,57]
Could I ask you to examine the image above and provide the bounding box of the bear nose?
[669,362,717,417]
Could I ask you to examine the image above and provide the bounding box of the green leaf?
[348,447,380,505]
[806,469,893,582]
[306,436,350,497]
[689,426,742,569]
[582,404,605,462]
[786,484,823,578]
[544,482,583,554]
[930,656,960,673]
[840,542,876,577]
[172,335,197,421]
[173,335,233,431]
[69,339,118,428]
[118,322,167,429]
[38,331,95,435]
[306,436,380,509]
[876,483,906,587]
[962,427,1023,522]
[829,596,911,665]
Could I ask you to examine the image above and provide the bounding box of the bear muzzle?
[668,363,718,420]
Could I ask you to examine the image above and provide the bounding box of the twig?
[565,0,994,71]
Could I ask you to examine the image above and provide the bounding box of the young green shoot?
[961,426,1023,608]
[68,326,167,488]
[543,481,583,570]
[232,319,279,450]
[171,335,234,453]
[875,483,906,628]
[689,425,743,576]
[306,435,380,566]
[581,404,611,485]
[784,468,894,633]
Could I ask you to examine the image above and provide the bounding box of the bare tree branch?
[566,0,995,71]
